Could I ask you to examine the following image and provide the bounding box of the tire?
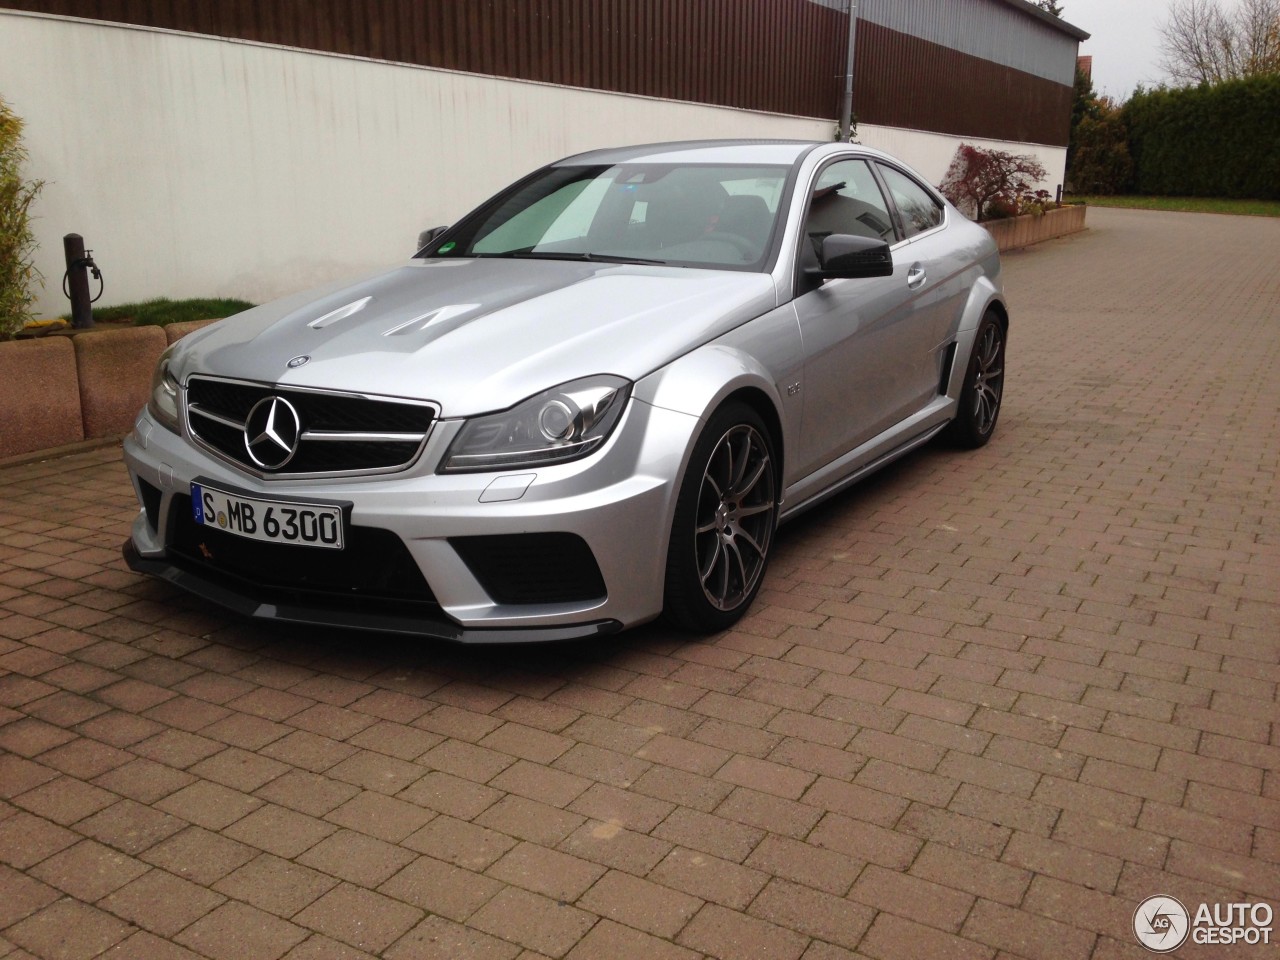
[946,311,1006,449]
[663,402,778,633]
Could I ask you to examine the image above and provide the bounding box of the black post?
[63,233,94,329]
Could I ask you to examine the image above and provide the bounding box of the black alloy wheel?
[947,311,1006,448]
[664,402,778,632]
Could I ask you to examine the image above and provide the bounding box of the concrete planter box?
[0,337,85,457]
[981,204,1087,252]
[0,318,221,459]
[73,325,169,440]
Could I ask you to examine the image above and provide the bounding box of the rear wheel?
[663,403,778,633]
[947,311,1005,448]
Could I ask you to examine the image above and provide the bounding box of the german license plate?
[191,483,344,549]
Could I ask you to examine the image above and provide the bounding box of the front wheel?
[946,311,1006,448]
[663,403,778,633]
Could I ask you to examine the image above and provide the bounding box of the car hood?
[174,258,778,416]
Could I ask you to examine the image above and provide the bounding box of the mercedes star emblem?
[244,396,301,469]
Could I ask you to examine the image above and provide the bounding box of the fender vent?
[939,342,958,395]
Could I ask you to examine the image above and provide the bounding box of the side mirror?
[815,234,893,279]
[416,225,449,252]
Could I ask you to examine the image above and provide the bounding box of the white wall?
[1,12,832,320]
[858,124,1068,196]
[1,11,1063,321]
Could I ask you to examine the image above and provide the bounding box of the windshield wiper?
[502,251,667,266]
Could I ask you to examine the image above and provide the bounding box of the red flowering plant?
[938,144,1054,221]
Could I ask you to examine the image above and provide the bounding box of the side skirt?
[779,398,953,524]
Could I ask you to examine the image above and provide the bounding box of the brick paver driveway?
[2,207,1277,960]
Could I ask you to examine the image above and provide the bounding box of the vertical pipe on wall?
[839,0,858,141]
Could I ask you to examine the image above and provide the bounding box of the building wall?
[0,7,1073,319]
[853,18,1072,146]
[0,0,848,118]
[829,0,1083,84]
[0,12,831,319]
[0,0,1082,146]
[856,123,1065,192]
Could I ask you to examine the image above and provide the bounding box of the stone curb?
[0,319,220,459]
[73,325,169,441]
[0,336,85,456]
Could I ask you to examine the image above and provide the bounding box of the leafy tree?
[938,145,1048,221]
[1033,1,1066,15]
[1068,65,1101,173]
[1,95,45,340]
[1068,97,1134,193]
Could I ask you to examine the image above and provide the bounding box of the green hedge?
[1124,75,1280,200]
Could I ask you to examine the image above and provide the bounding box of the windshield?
[429,163,791,270]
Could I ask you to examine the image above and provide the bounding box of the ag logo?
[1134,895,1190,953]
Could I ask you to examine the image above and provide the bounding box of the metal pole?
[839,1,858,141]
[63,233,94,329]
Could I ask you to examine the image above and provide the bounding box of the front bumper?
[122,540,622,643]
[122,396,699,641]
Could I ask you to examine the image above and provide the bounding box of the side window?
[877,164,944,239]
[804,160,896,252]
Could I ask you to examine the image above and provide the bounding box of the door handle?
[907,263,926,289]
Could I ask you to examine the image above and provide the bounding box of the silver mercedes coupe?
[123,139,1008,642]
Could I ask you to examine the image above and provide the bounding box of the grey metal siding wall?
[815,0,1082,85]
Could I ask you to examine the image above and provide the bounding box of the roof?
[558,140,820,166]
[997,0,1091,41]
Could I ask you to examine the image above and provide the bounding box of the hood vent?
[383,303,481,337]
[308,296,373,329]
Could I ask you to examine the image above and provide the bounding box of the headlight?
[147,347,181,432]
[441,375,631,473]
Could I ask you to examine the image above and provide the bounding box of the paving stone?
[469,887,597,957]
[384,915,520,960]
[292,884,422,954]
[1,206,1279,960]
[5,899,135,960]
[378,855,504,922]
[27,838,149,902]
[296,829,416,888]
[99,867,227,936]
[677,902,808,960]
[175,900,308,960]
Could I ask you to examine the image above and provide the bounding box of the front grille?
[168,494,437,608]
[450,533,606,605]
[185,375,435,476]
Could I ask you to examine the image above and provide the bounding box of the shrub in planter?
[939,144,1049,221]
[0,96,44,340]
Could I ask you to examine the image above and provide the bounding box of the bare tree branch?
[1160,0,1280,84]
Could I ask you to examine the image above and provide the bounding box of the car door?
[791,157,936,479]
[873,162,969,410]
